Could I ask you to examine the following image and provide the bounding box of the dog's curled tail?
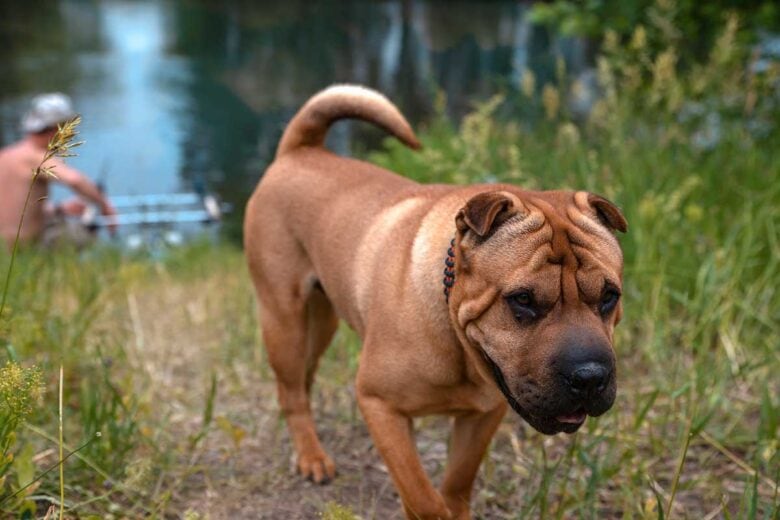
[276,84,421,157]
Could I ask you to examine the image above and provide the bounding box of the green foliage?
[0,362,42,501]
[530,0,780,43]
[77,361,140,476]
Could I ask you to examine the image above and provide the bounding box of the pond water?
[0,0,589,237]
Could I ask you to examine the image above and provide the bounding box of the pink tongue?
[556,411,586,424]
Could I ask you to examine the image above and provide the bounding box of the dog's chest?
[361,338,503,416]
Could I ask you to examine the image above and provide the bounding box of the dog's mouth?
[556,408,587,425]
[478,347,590,435]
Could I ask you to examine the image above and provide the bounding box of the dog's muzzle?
[479,344,616,435]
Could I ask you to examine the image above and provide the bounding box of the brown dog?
[244,85,627,519]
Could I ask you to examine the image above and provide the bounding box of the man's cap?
[21,93,77,134]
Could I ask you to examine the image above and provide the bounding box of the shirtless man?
[0,93,116,249]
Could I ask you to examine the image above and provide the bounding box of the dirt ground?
[170,371,502,519]
[177,381,407,519]
[161,357,532,519]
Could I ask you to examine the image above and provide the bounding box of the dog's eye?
[506,291,537,321]
[599,287,621,316]
[514,292,532,306]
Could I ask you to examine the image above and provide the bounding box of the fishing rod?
[82,193,232,228]
[75,164,231,229]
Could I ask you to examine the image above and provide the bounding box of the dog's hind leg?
[304,286,339,395]
[252,263,338,484]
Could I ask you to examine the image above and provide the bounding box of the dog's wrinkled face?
[452,189,627,435]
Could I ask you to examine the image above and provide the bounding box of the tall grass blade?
[667,411,694,518]
[58,364,64,520]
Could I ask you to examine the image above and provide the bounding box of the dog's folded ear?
[456,191,519,238]
[587,194,628,233]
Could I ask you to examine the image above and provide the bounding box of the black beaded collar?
[443,238,456,302]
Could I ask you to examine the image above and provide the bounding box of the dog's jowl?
[244,85,627,520]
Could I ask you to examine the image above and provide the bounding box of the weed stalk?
[58,365,64,520]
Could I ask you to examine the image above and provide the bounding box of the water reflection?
[0,0,587,239]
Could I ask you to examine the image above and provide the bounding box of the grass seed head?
[47,116,83,159]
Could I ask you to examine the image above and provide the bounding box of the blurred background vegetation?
[0,0,778,518]
[0,0,773,241]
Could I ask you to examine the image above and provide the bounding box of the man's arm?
[48,158,117,229]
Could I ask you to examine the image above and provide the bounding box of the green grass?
[0,243,261,517]
[0,9,778,520]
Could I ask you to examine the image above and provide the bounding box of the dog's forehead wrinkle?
[569,225,621,261]
[573,262,621,301]
[511,246,558,282]
[571,243,615,268]
[566,209,622,279]
[567,204,621,252]
[481,202,622,304]
[535,202,623,293]
[492,206,546,241]
[479,217,552,262]
[571,244,622,282]
[528,243,556,272]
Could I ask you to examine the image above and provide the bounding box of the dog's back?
[244,85,434,333]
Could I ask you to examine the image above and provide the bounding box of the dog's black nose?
[567,362,609,397]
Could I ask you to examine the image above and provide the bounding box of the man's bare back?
[0,139,54,246]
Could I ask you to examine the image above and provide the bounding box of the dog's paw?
[297,450,336,484]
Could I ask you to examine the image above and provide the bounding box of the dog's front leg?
[357,393,453,520]
[440,405,507,519]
